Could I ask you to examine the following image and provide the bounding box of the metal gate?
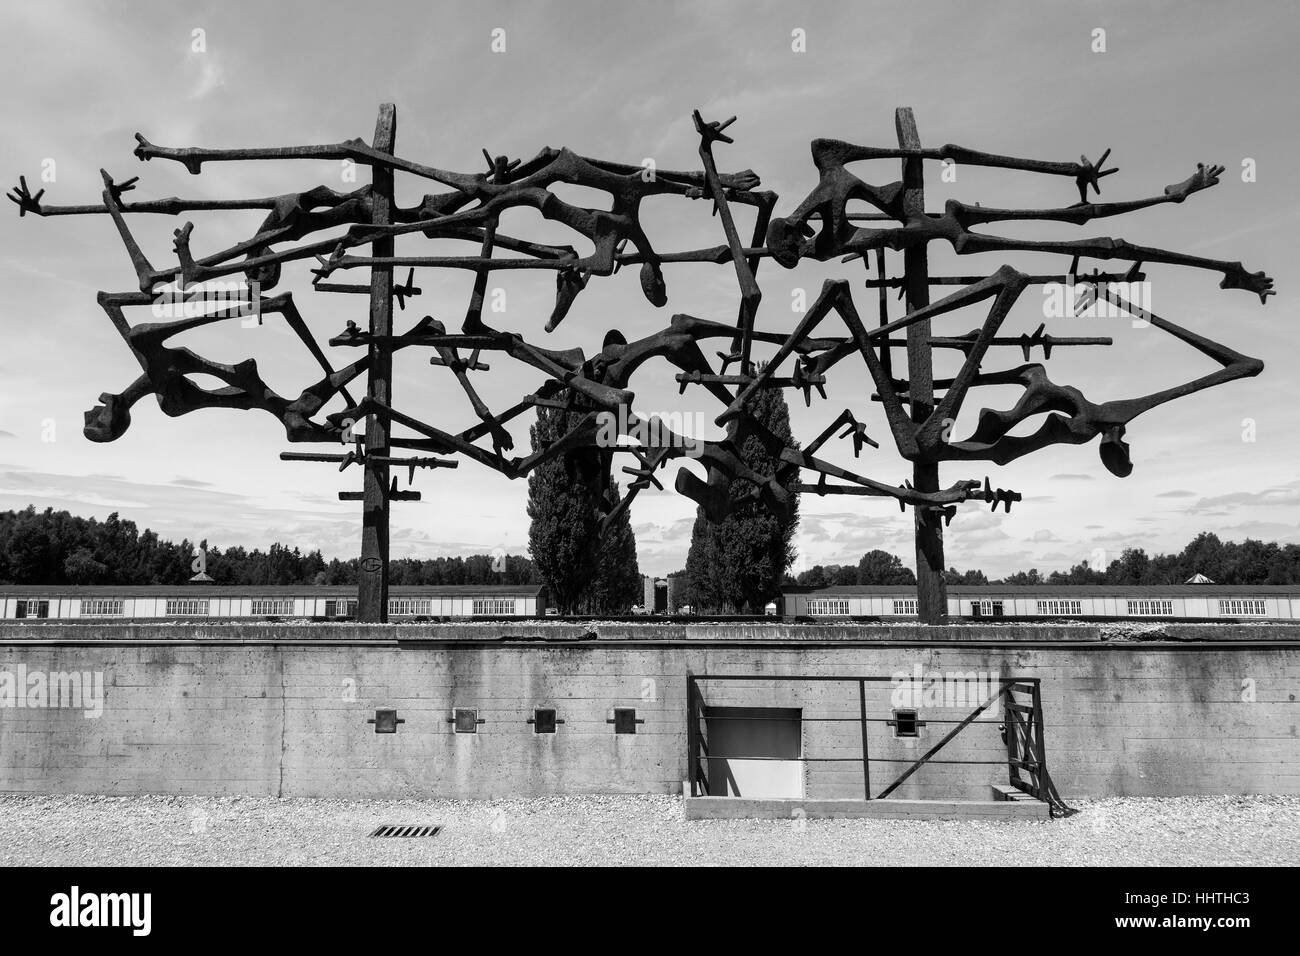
[686,673,1075,816]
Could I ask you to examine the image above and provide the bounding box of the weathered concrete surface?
[1,627,1296,800]
[3,622,1297,643]
[1160,624,1300,641]
[683,796,1050,820]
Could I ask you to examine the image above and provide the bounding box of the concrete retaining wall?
[0,625,1296,800]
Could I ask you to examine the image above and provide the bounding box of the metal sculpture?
[10,105,1272,622]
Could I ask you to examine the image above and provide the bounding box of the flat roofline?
[0,584,544,596]
[2,636,1298,651]
[802,585,1300,595]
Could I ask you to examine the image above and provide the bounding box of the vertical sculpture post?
[895,107,948,624]
[358,103,396,623]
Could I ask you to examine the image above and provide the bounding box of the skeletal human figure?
[767,140,1273,302]
[752,139,1271,495]
[86,289,367,445]
[121,133,764,311]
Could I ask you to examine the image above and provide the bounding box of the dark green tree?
[525,405,603,613]
[1001,568,1043,585]
[682,510,718,611]
[583,484,641,613]
[684,383,800,613]
[794,564,830,589]
[1175,532,1226,582]
[857,549,917,585]
[944,566,989,585]
[63,547,108,584]
[1047,560,1106,585]
[4,507,60,582]
[1105,548,1151,585]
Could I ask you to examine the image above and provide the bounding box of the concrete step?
[991,783,1041,802]
[684,796,1049,821]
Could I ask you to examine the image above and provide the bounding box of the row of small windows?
[250,598,295,616]
[1036,599,1083,616]
[165,598,209,616]
[807,598,850,616]
[387,598,430,616]
[804,597,1273,618]
[472,598,517,616]
[1219,599,1267,616]
[372,707,643,735]
[1127,599,1174,616]
[82,599,124,616]
[807,598,919,617]
[8,597,519,617]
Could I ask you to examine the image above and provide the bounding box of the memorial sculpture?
[10,105,1272,621]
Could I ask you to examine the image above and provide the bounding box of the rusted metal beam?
[896,107,948,625]
[358,103,396,621]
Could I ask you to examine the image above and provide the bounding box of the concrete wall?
[0,625,1296,800]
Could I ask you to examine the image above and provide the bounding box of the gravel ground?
[1,794,1296,866]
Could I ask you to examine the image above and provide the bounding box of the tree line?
[5,488,1296,604]
[787,534,1300,587]
[0,506,535,587]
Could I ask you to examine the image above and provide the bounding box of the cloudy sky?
[0,0,1296,578]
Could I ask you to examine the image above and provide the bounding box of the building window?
[324,599,357,618]
[891,709,920,738]
[530,708,559,734]
[972,600,1004,618]
[15,599,50,619]
[82,598,124,617]
[368,709,404,734]
[807,598,850,616]
[330,599,357,618]
[891,599,918,616]
[250,598,295,616]
[388,598,431,616]
[1126,599,1173,617]
[1036,599,1082,616]
[1219,599,1267,617]
[452,708,481,734]
[611,708,641,734]
[471,598,516,616]
[165,598,209,616]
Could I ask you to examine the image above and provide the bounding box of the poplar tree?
[684,384,799,613]
[525,405,603,613]
[585,484,641,614]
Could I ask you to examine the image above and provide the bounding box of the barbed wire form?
[10,104,1272,622]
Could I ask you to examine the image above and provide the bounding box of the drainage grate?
[369,824,442,838]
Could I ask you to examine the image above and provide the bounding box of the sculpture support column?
[358,103,396,623]
[895,107,948,625]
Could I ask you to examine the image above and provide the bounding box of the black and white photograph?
[0,0,1294,938]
